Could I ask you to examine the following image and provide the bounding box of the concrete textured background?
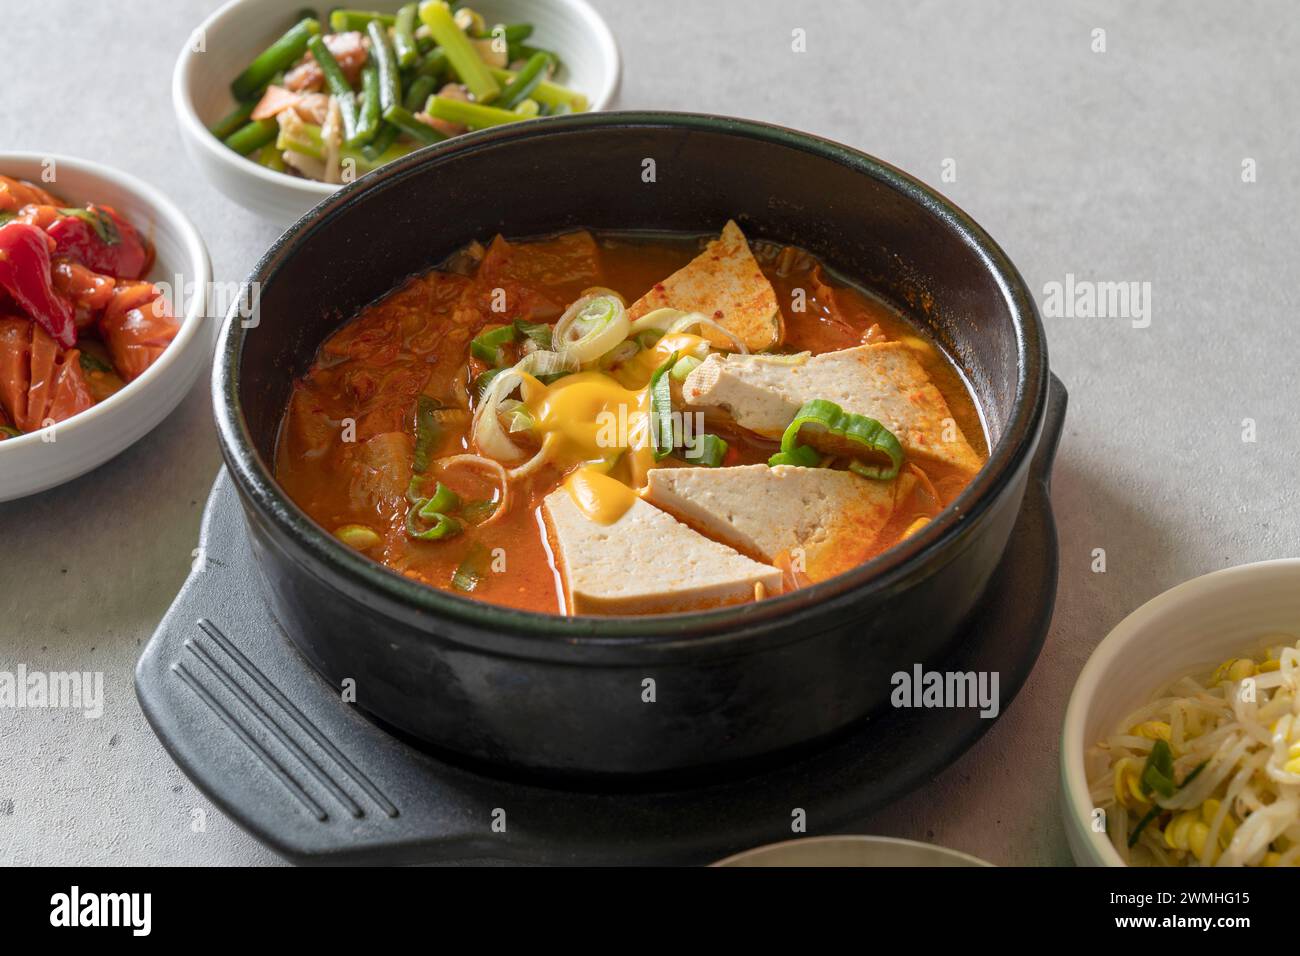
[2,0,1297,865]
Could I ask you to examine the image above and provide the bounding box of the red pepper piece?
[45,205,150,280]
[0,222,76,348]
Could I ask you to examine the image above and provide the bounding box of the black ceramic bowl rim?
[214,111,1048,649]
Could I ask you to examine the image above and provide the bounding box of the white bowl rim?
[173,0,622,201]
[1060,557,1300,866]
[0,151,212,453]
[711,834,994,867]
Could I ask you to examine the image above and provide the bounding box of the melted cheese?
[521,370,653,522]
[613,332,712,388]
[518,334,718,525]
[563,467,639,525]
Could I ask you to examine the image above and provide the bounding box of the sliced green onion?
[496,399,533,433]
[470,323,518,365]
[505,406,534,433]
[768,444,821,468]
[513,319,553,351]
[460,499,499,525]
[419,1,500,102]
[1128,755,1209,847]
[649,351,678,461]
[554,293,629,363]
[778,398,903,480]
[1139,738,1177,799]
[421,481,460,515]
[405,506,462,541]
[634,329,663,349]
[670,354,702,382]
[413,395,443,472]
[334,523,381,549]
[690,433,728,467]
[450,541,491,591]
[472,366,507,402]
[599,340,640,369]
[514,348,579,379]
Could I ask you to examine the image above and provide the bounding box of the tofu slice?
[645,464,911,582]
[542,487,782,615]
[682,342,983,475]
[626,220,781,351]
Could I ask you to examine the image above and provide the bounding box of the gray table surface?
[2,0,1297,866]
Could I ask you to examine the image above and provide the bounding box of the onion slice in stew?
[553,292,629,365]
[628,307,749,354]
[434,454,511,524]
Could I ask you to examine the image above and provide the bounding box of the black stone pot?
[214,112,1052,780]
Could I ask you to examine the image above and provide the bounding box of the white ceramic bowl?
[0,153,213,502]
[713,836,992,867]
[1061,559,1300,866]
[174,0,621,226]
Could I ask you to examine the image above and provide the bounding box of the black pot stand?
[136,378,1065,865]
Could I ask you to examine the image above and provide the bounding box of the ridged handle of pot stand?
[134,469,465,864]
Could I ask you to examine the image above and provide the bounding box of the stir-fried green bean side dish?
[212,2,590,183]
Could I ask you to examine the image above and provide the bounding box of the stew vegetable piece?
[0,175,178,439]
[275,224,988,615]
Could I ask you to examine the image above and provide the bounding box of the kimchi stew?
[276,222,988,616]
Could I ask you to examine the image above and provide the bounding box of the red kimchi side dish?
[275,224,989,616]
[0,174,180,440]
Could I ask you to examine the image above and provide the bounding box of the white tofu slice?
[681,342,983,475]
[626,220,781,352]
[542,488,783,615]
[644,464,912,582]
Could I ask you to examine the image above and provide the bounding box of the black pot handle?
[1032,372,1068,491]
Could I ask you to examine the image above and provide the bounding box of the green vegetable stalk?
[418,1,500,102]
